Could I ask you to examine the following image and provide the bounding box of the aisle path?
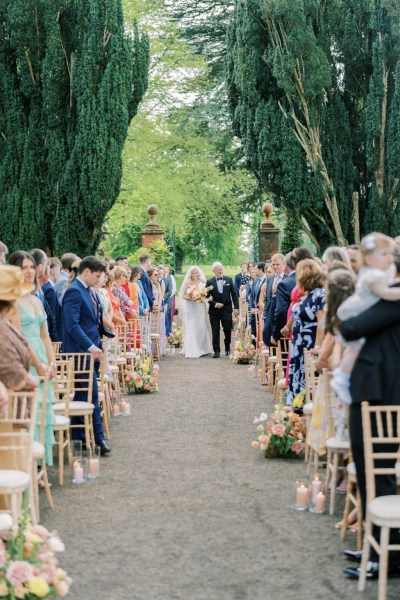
[43,354,393,600]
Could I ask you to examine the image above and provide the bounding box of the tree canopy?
[226,0,400,250]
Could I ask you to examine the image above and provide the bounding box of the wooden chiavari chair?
[52,358,74,484]
[0,389,38,524]
[32,376,54,521]
[150,310,161,361]
[273,338,289,402]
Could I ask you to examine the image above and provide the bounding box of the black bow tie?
[216,277,223,281]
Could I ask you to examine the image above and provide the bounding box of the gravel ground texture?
[41,352,398,600]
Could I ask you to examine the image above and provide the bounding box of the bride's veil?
[178,265,207,317]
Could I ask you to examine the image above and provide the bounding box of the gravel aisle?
[42,353,394,600]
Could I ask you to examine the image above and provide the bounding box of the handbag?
[98,302,115,338]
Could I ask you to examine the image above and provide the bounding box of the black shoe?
[97,440,111,456]
[344,562,400,580]
[213,352,220,358]
[343,550,362,563]
[225,349,230,356]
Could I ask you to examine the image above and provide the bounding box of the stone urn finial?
[259,202,280,260]
[262,202,274,223]
[141,204,164,248]
[147,204,159,225]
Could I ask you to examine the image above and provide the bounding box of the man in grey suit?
[262,254,285,347]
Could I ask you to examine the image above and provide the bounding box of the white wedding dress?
[181,298,213,359]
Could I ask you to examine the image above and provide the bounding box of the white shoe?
[330,373,352,405]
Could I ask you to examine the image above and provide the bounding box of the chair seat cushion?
[277,378,287,389]
[32,441,44,459]
[54,415,70,428]
[303,402,313,415]
[0,470,31,491]
[326,437,350,450]
[347,462,357,476]
[54,401,94,415]
[368,495,400,523]
[109,365,119,372]
[268,357,277,364]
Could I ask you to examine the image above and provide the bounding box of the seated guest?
[55,252,80,305]
[0,265,38,391]
[62,256,110,455]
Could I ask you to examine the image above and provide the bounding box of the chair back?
[150,310,161,335]
[0,389,38,472]
[59,352,94,404]
[35,376,49,446]
[51,341,62,354]
[304,350,319,403]
[275,338,290,380]
[361,402,400,504]
[53,358,74,415]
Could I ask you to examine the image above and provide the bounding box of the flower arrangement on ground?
[230,340,256,364]
[125,357,159,394]
[184,284,213,303]
[0,503,71,598]
[252,406,306,458]
[166,326,182,348]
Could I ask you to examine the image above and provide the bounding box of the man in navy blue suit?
[271,252,297,346]
[262,254,285,347]
[139,253,154,309]
[62,256,110,455]
[249,262,265,345]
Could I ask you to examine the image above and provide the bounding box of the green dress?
[20,302,56,466]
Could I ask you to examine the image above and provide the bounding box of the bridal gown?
[182,299,213,358]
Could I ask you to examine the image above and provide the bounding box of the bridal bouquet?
[125,358,159,394]
[166,326,182,348]
[184,284,213,303]
[252,407,306,458]
[0,503,72,598]
[231,340,256,364]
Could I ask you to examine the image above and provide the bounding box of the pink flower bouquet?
[125,360,158,394]
[231,341,256,364]
[252,408,306,458]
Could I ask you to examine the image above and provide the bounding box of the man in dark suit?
[248,262,265,345]
[139,253,154,309]
[206,262,239,358]
[271,252,297,346]
[340,250,400,578]
[234,262,248,294]
[162,266,173,336]
[62,256,110,455]
[30,248,59,342]
[262,254,285,347]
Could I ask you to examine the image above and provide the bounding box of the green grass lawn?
[175,264,239,292]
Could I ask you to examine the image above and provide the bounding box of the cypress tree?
[0,0,149,255]
[226,0,400,249]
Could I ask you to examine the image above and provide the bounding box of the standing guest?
[95,272,115,334]
[130,266,149,317]
[149,267,167,355]
[322,246,351,273]
[271,249,312,347]
[249,262,266,345]
[112,267,137,320]
[127,266,140,313]
[346,244,360,274]
[286,259,325,408]
[48,257,61,283]
[115,256,129,269]
[8,252,57,465]
[62,256,110,455]
[55,252,80,305]
[161,265,173,336]
[29,249,59,343]
[234,262,249,295]
[42,261,61,342]
[262,254,285,347]
[168,267,177,324]
[139,253,154,309]
[0,265,38,391]
[105,270,125,326]
[0,241,8,264]
[341,243,400,580]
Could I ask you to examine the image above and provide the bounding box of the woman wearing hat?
[0,265,38,393]
[8,252,56,467]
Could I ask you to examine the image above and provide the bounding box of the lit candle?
[247,366,255,377]
[314,491,326,512]
[88,458,100,478]
[113,403,120,416]
[296,484,309,508]
[121,401,130,416]
[73,461,84,482]
[311,475,322,500]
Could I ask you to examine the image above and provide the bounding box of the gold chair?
[358,403,400,600]
[52,358,73,485]
[340,458,363,550]
[273,338,289,402]
[150,310,161,361]
[32,376,54,521]
[53,353,95,455]
[0,389,38,524]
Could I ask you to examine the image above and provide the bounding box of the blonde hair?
[113,266,128,280]
[296,258,324,291]
[359,232,395,267]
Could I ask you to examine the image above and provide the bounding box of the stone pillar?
[141,205,164,248]
[259,203,280,261]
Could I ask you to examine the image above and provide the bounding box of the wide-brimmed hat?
[0,265,34,301]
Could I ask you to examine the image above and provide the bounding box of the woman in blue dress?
[286,259,325,408]
[9,251,56,466]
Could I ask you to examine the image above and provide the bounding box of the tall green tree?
[0,0,149,255]
[226,0,400,250]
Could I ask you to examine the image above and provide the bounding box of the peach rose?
[291,440,303,454]
[259,435,270,448]
[6,561,34,586]
[271,423,286,437]
[251,441,259,449]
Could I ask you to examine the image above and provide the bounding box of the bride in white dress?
[179,266,213,358]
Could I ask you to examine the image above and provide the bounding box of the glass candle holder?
[309,491,326,514]
[120,397,131,417]
[310,473,323,502]
[247,365,256,378]
[71,440,82,460]
[87,447,100,480]
[290,480,309,511]
[112,402,121,417]
[71,457,87,485]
